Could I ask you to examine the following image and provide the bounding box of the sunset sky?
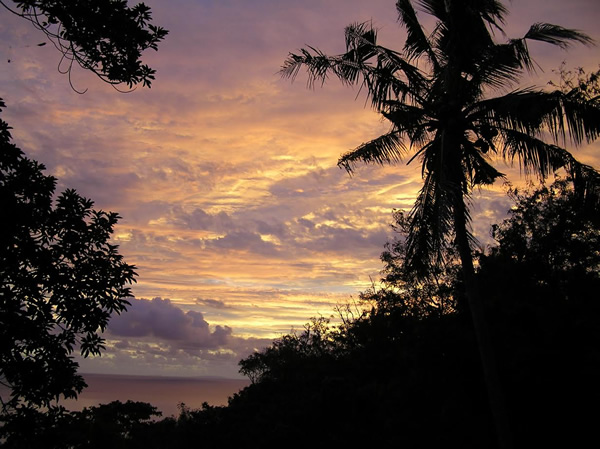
[1,0,599,381]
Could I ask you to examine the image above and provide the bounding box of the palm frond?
[395,0,439,67]
[470,24,593,89]
[471,40,534,88]
[417,0,508,29]
[403,133,479,275]
[340,22,379,84]
[280,47,338,87]
[375,47,429,94]
[472,88,600,146]
[559,89,600,144]
[344,23,430,108]
[338,130,408,173]
[474,0,508,30]
[404,169,460,275]
[280,46,379,91]
[415,0,447,21]
[499,129,572,179]
[282,24,429,110]
[345,21,378,51]
[381,101,430,140]
[470,89,561,137]
[462,139,505,186]
[524,23,593,49]
[569,161,600,211]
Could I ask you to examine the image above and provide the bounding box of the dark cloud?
[108,297,232,349]
[195,298,230,309]
[171,206,235,232]
[297,218,315,229]
[255,220,288,239]
[89,296,276,377]
[268,166,343,198]
[205,230,279,256]
[60,169,141,208]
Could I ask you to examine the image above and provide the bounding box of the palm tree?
[281,1,600,447]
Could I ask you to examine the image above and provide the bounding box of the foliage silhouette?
[239,317,338,385]
[70,400,162,449]
[476,179,600,448]
[281,1,600,445]
[1,0,168,91]
[228,178,600,449]
[0,400,161,449]
[0,0,164,443]
[8,179,597,448]
[376,209,462,316]
[0,99,137,442]
[550,63,600,102]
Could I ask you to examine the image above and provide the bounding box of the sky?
[1,0,599,380]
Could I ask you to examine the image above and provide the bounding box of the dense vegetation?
[191,180,599,449]
[1,0,164,443]
[0,99,138,444]
[283,3,599,444]
[3,178,597,448]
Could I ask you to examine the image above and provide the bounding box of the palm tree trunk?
[453,197,513,449]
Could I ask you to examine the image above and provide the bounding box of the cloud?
[80,296,277,378]
[170,206,235,232]
[108,297,232,349]
[205,230,280,255]
[195,298,230,309]
[302,224,390,254]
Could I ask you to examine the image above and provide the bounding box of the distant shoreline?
[66,373,251,417]
[80,372,248,382]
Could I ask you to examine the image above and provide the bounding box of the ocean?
[64,373,251,417]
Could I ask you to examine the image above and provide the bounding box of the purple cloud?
[195,298,230,309]
[108,297,232,349]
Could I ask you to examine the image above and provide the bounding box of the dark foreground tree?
[0,99,137,437]
[281,1,600,446]
[477,179,600,448]
[482,179,600,292]
[0,0,168,90]
[0,400,162,449]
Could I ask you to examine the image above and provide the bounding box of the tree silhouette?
[281,1,600,447]
[0,1,163,443]
[1,0,168,91]
[230,178,600,448]
[0,400,162,449]
[0,99,136,429]
[375,209,462,317]
[550,63,600,102]
[480,177,600,305]
[476,178,600,448]
[239,317,338,385]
